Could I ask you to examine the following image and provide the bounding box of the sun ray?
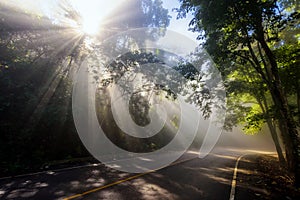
[69,0,124,35]
[1,0,125,36]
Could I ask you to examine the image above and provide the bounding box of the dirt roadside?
[235,154,300,200]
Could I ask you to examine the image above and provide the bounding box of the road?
[0,146,275,200]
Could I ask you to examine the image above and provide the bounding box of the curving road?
[0,145,275,200]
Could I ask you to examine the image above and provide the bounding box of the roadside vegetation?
[0,0,299,189]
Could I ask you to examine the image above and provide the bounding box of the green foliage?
[0,0,173,176]
[108,0,171,29]
[176,0,300,129]
[242,104,265,135]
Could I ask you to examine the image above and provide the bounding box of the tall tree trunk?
[259,37,300,185]
[258,94,286,165]
[246,42,286,166]
[267,118,286,164]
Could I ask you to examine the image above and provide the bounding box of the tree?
[225,63,286,164]
[176,0,300,184]
[0,0,172,175]
[275,38,300,125]
[105,0,170,29]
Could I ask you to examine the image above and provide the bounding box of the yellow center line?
[63,157,197,200]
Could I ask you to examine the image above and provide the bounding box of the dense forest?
[0,0,299,187]
[176,0,300,185]
[0,0,172,176]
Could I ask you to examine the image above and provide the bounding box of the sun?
[81,16,101,35]
[70,0,123,35]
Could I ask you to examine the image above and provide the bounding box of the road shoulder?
[235,154,300,200]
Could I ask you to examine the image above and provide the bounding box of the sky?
[1,0,198,42]
[162,0,199,42]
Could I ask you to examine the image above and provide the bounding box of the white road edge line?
[0,151,197,181]
[0,163,102,181]
[229,154,246,200]
[229,152,277,200]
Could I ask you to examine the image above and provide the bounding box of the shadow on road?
[0,150,242,200]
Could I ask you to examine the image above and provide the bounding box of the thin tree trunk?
[258,93,286,165]
[242,59,286,165]
[259,36,300,185]
[268,118,286,164]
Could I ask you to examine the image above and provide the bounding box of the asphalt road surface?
[0,146,275,200]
